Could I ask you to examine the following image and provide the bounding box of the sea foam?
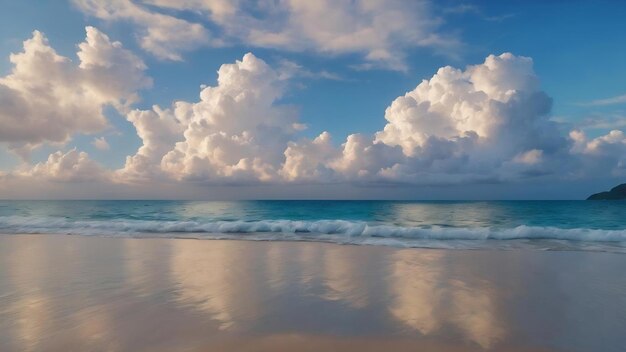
[2,216,626,245]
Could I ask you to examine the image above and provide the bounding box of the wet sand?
[0,235,625,351]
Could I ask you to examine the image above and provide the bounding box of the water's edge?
[2,200,625,253]
[2,229,625,254]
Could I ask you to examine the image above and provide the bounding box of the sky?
[0,0,625,199]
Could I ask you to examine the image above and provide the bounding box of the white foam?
[1,216,626,250]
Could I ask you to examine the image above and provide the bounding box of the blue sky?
[0,0,625,199]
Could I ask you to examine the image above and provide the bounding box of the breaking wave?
[1,216,626,248]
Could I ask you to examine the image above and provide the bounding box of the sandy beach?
[1,235,625,351]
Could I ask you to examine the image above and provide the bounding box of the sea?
[1,200,625,252]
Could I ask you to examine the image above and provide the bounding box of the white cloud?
[280,132,405,182]
[329,134,405,180]
[0,27,151,157]
[72,0,211,61]
[160,53,301,182]
[237,0,456,71]
[280,132,338,182]
[571,130,626,155]
[282,53,568,184]
[375,53,545,155]
[117,52,405,184]
[116,53,300,183]
[92,137,110,151]
[17,149,108,182]
[110,52,624,187]
[5,50,626,194]
[73,0,458,70]
[117,106,183,181]
[569,130,626,177]
[368,53,566,183]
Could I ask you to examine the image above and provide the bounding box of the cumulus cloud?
[0,26,151,157]
[281,132,404,182]
[117,52,404,184]
[110,51,625,188]
[369,53,567,183]
[115,53,301,183]
[570,129,626,177]
[160,53,301,182]
[117,106,183,181]
[375,53,547,153]
[280,132,339,182]
[73,0,457,70]
[283,53,569,184]
[16,149,108,182]
[329,134,405,180]
[7,50,625,193]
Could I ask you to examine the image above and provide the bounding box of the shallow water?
[1,200,626,251]
[0,235,625,351]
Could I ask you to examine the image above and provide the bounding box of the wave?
[1,216,626,244]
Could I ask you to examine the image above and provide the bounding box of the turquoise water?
[1,200,625,251]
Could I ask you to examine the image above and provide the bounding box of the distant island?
[587,183,626,200]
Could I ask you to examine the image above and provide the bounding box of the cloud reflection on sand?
[11,293,51,351]
[320,245,370,308]
[124,239,170,296]
[389,251,444,334]
[265,242,289,290]
[450,281,504,349]
[295,242,323,286]
[2,236,624,351]
[168,240,265,330]
[166,239,505,348]
[1,236,121,351]
[5,238,52,351]
[387,250,504,348]
[69,304,117,350]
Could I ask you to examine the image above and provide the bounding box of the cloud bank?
[107,51,626,185]
[2,27,625,197]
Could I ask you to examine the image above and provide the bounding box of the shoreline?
[1,232,625,254]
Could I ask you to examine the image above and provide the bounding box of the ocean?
[1,200,625,252]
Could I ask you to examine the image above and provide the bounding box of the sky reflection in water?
[0,235,625,351]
